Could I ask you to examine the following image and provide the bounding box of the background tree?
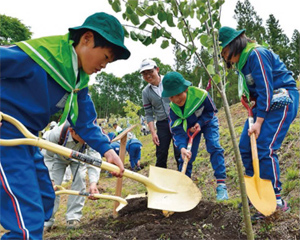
[0,14,32,45]
[289,30,300,79]
[266,14,291,68]
[119,71,146,115]
[93,72,125,118]
[233,0,266,43]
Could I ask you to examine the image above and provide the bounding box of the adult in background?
[139,59,181,169]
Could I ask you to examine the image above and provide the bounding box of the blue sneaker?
[216,184,229,201]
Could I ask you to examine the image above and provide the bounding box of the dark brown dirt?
[55,197,299,240]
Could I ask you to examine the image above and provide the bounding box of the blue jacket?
[169,92,217,151]
[126,139,143,152]
[0,45,112,156]
[241,47,297,118]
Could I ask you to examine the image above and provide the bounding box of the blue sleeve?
[197,93,217,128]
[0,46,38,80]
[168,110,187,151]
[70,88,112,156]
[245,48,273,118]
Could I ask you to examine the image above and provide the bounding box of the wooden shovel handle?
[181,128,200,174]
[54,185,128,206]
[241,97,260,176]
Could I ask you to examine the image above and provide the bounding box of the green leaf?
[158,11,167,23]
[142,37,152,46]
[166,13,176,27]
[129,13,140,25]
[177,20,184,29]
[213,74,221,84]
[190,8,195,18]
[159,27,166,37]
[152,27,160,39]
[207,64,215,75]
[145,5,157,16]
[137,33,146,42]
[130,31,138,41]
[128,0,138,9]
[126,5,134,15]
[200,34,208,47]
[123,27,129,38]
[136,7,145,16]
[161,40,169,49]
[112,0,121,12]
[183,7,190,18]
[139,18,154,30]
[224,82,229,91]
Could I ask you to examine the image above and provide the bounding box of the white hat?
[139,59,157,73]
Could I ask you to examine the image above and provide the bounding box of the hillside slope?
[42,101,300,240]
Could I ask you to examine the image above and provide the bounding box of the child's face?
[76,31,115,75]
[169,90,187,107]
[221,46,240,66]
[69,128,85,144]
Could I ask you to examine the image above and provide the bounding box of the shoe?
[216,184,229,201]
[66,220,80,230]
[251,199,290,221]
[276,199,290,212]
[251,211,265,221]
[135,166,142,171]
[44,219,54,232]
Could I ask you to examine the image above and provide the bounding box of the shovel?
[181,128,201,174]
[0,112,201,212]
[163,127,201,217]
[54,185,127,212]
[241,97,277,216]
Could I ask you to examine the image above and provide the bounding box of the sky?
[1,0,298,82]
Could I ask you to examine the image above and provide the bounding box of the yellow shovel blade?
[147,166,202,212]
[244,175,277,216]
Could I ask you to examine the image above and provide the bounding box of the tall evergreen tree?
[233,0,266,43]
[266,14,291,68]
[289,30,300,79]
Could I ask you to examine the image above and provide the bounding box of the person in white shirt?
[42,121,101,231]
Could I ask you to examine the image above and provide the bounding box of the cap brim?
[162,82,191,98]
[139,65,155,73]
[69,26,130,60]
[220,29,245,48]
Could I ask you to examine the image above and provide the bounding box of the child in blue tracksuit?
[126,133,143,171]
[162,72,228,201]
[219,26,299,218]
[0,12,130,239]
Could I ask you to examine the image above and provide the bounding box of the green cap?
[162,72,191,97]
[69,12,130,60]
[219,26,245,48]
